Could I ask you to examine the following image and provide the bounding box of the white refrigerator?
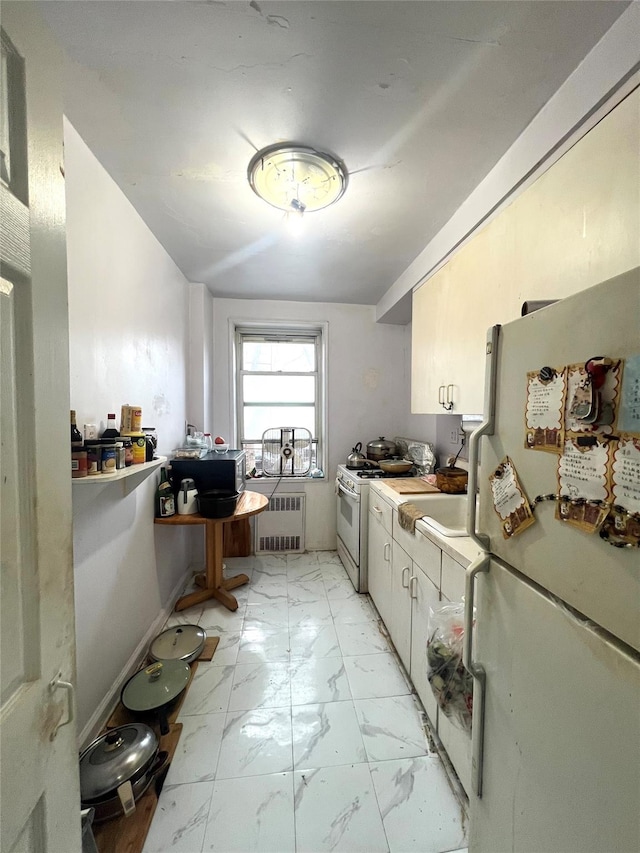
[464,268,640,853]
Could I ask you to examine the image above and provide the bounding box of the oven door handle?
[337,481,360,502]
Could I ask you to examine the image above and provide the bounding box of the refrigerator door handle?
[464,552,491,799]
[467,324,500,552]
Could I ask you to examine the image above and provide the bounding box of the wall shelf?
[72,456,167,495]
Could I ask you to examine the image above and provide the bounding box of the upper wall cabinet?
[411,88,640,416]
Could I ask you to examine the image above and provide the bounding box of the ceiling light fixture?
[247,144,348,225]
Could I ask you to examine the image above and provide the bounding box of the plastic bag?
[427,602,473,732]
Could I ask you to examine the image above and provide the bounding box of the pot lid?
[367,436,396,450]
[149,625,205,662]
[121,660,190,712]
[79,723,157,801]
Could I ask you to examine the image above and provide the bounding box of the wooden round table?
[154,490,268,612]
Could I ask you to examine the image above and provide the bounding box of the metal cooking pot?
[149,624,206,665]
[121,660,190,735]
[366,437,397,461]
[346,442,367,469]
[79,723,168,823]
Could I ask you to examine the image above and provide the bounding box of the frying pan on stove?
[121,660,190,735]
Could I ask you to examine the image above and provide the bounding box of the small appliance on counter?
[177,478,198,515]
[169,449,246,495]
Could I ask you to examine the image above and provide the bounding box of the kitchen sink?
[404,493,471,537]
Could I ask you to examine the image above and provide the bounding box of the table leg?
[174,518,251,613]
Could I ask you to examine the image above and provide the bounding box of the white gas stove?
[335,463,417,592]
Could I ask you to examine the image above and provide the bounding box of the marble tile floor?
[143,551,468,853]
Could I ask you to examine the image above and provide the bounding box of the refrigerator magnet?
[564,359,623,438]
[524,367,566,453]
[489,457,536,539]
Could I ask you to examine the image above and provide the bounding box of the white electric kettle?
[177,478,198,515]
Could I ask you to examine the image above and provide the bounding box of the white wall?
[208,298,426,549]
[188,282,214,434]
[64,120,192,739]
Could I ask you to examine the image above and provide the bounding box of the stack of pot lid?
[149,624,205,664]
[80,723,157,802]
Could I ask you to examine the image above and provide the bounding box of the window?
[235,325,324,475]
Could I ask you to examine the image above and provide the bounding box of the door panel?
[368,509,391,624]
[390,540,412,670]
[409,563,440,727]
[0,7,80,851]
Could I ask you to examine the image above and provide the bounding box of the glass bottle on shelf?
[70,410,83,447]
[101,413,120,439]
[203,433,213,452]
[155,467,175,518]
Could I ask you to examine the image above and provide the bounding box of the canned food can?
[129,433,146,464]
[101,444,117,474]
[85,441,102,475]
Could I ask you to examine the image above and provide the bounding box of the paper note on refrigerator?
[617,354,640,436]
[524,368,566,453]
[557,438,610,502]
[612,435,640,515]
[489,457,536,539]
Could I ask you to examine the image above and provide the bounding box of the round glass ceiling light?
[248,144,348,214]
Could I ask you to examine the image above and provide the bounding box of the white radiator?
[255,493,306,553]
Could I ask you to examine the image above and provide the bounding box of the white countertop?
[370,480,482,568]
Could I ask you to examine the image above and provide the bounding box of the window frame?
[232,321,327,477]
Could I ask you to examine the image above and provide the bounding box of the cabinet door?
[411,268,450,414]
[437,683,473,796]
[390,540,413,671]
[411,221,517,415]
[439,562,472,794]
[368,508,392,625]
[440,552,466,604]
[410,563,440,728]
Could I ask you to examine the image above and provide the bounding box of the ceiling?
[39,1,627,314]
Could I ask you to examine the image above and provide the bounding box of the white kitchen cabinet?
[367,492,393,627]
[411,92,640,417]
[389,540,413,671]
[411,262,493,415]
[440,551,466,604]
[409,559,440,727]
[439,551,473,795]
[367,483,475,794]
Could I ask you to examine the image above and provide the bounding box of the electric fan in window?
[261,427,312,477]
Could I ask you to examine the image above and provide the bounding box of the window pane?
[243,405,316,440]
[243,340,315,372]
[243,374,315,404]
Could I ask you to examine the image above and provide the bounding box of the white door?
[1,6,80,851]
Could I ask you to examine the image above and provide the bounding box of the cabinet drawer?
[411,531,441,590]
[440,552,466,604]
[369,490,393,535]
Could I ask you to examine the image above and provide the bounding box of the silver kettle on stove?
[346,442,367,470]
[177,478,198,515]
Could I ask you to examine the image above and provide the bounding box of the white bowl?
[212,443,229,454]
